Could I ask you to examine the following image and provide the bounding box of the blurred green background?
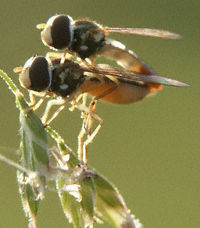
[0,0,199,227]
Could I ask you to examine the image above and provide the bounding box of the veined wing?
[82,65,189,87]
[104,27,181,39]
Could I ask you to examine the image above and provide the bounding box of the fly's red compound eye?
[19,56,52,92]
[41,14,74,50]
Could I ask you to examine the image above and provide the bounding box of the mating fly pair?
[15,14,188,164]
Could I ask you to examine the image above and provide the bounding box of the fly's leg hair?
[41,98,68,126]
[76,101,103,166]
[26,92,47,116]
[78,80,119,165]
[78,112,103,166]
[82,112,103,165]
[29,92,47,111]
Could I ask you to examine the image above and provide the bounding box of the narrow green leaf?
[17,170,39,226]
[0,70,18,94]
[94,174,142,228]
[19,113,49,171]
[17,110,49,225]
[59,179,95,228]
[56,166,96,228]
[58,188,84,228]
[0,69,49,172]
[94,174,123,208]
[0,70,49,226]
[0,70,29,112]
[80,175,96,225]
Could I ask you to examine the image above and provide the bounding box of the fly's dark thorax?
[70,20,106,59]
[49,59,84,97]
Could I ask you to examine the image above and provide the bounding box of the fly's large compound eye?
[19,56,52,92]
[41,14,74,50]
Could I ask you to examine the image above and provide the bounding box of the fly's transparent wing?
[104,27,181,39]
[82,64,189,87]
